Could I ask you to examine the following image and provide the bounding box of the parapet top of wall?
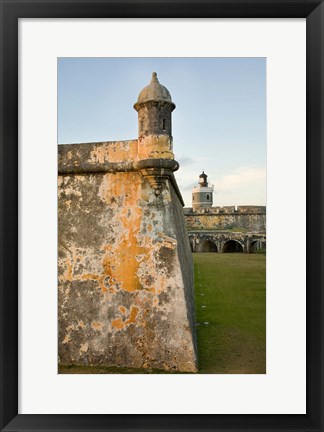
[58,140,180,172]
[184,205,266,215]
[237,206,266,214]
[58,140,138,173]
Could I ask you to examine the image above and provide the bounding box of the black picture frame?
[1,1,323,431]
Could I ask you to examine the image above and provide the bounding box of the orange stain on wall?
[111,306,139,331]
[125,306,139,325]
[111,318,125,330]
[100,173,149,293]
[91,321,103,331]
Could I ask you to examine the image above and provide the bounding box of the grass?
[59,253,266,374]
[194,253,266,374]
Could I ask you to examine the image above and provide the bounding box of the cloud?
[180,183,195,191]
[213,166,266,194]
[177,156,195,167]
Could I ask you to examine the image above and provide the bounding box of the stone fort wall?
[58,140,197,372]
[184,206,266,232]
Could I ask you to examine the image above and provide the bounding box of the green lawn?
[194,253,266,374]
[59,253,266,374]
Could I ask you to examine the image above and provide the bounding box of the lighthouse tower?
[192,171,214,211]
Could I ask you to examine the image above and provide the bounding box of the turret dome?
[134,72,175,138]
[134,72,175,108]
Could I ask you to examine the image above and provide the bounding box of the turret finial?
[151,72,159,83]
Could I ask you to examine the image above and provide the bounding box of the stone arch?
[197,239,218,253]
[249,239,266,253]
[222,240,243,253]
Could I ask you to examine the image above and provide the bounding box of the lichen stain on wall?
[89,140,138,164]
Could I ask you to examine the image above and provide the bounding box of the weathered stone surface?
[184,207,266,232]
[58,142,197,372]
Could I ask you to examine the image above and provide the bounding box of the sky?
[58,57,266,207]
